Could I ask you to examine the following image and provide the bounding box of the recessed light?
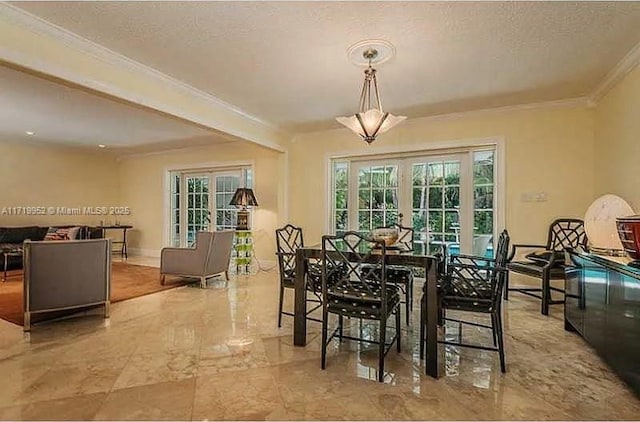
[98,144,106,148]
[25,131,34,136]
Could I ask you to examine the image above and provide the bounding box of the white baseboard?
[128,248,161,258]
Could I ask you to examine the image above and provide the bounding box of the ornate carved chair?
[362,224,415,325]
[419,230,510,372]
[275,224,322,327]
[506,218,587,315]
[321,231,401,382]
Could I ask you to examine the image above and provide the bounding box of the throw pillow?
[44,227,70,241]
[67,226,81,240]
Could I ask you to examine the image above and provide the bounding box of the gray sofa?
[23,238,111,331]
[160,231,234,288]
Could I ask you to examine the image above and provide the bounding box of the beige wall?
[594,64,640,210]
[0,140,119,227]
[289,107,596,246]
[117,142,284,261]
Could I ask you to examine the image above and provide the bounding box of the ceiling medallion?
[337,40,406,144]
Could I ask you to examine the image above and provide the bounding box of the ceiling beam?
[0,4,290,153]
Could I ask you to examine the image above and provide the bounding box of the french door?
[171,169,246,247]
[335,150,495,256]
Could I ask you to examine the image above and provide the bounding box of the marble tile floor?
[0,260,639,420]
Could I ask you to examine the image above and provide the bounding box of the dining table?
[293,241,441,378]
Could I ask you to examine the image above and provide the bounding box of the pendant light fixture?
[336,47,406,144]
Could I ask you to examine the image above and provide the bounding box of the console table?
[97,225,132,259]
[565,249,640,395]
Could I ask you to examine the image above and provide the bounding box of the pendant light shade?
[336,49,406,144]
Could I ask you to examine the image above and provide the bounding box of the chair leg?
[160,274,166,285]
[378,316,387,382]
[405,288,411,326]
[338,315,344,342]
[321,308,329,370]
[491,313,498,347]
[395,307,401,353]
[495,311,506,373]
[419,293,426,360]
[200,276,207,288]
[541,273,550,316]
[503,271,510,300]
[277,285,285,328]
[225,270,229,281]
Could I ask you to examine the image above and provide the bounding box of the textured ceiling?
[0,64,229,150]
[11,1,640,132]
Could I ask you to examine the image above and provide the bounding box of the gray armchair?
[160,230,235,288]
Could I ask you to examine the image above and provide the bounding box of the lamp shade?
[229,188,259,208]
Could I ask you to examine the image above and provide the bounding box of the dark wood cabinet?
[565,250,640,396]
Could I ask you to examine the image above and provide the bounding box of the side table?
[3,248,23,282]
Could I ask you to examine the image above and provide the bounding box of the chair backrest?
[375,224,414,251]
[322,231,388,305]
[547,219,587,251]
[205,230,234,275]
[275,224,304,279]
[192,231,215,273]
[444,230,510,303]
[494,230,510,268]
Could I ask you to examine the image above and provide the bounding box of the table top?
[299,240,439,266]
[97,225,133,229]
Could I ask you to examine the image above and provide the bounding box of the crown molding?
[590,39,640,103]
[416,97,592,123]
[0,3,290,151]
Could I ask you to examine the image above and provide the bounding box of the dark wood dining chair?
[362,224,415,325]
[321,231,402,382]
[506,218,587,315]
[275,224,322,326]
[420,230,510,372]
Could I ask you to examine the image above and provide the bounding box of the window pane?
[427,163,443,185]
[475,211,493,235]
[371,189,385,209]
[371,166,385,188]
[474,151,494,184]
[371,211,385,229]
[474,186,493,209]
[188,194,194,208]
[413,164,425,186]
[385,189,398,209]
[335,210,348,230]
[412,210,427,233]
[358,168,371,188]
[386,166,398,187]
[444,162,460,184]
[444,186,460,209]
[445,210,460,232]
[386,209,398,225]
[358,189,371,209]
[428,187,443,209]
[413,187,426,209]
[335,163,348,189]
[428,211,443,232]
[358,211,371,231]
[335,190,347,209]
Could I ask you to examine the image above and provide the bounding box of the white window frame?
[163,161,255,248]
[325,138,505,254]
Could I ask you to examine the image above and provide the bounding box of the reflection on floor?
[0,260,638,420]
